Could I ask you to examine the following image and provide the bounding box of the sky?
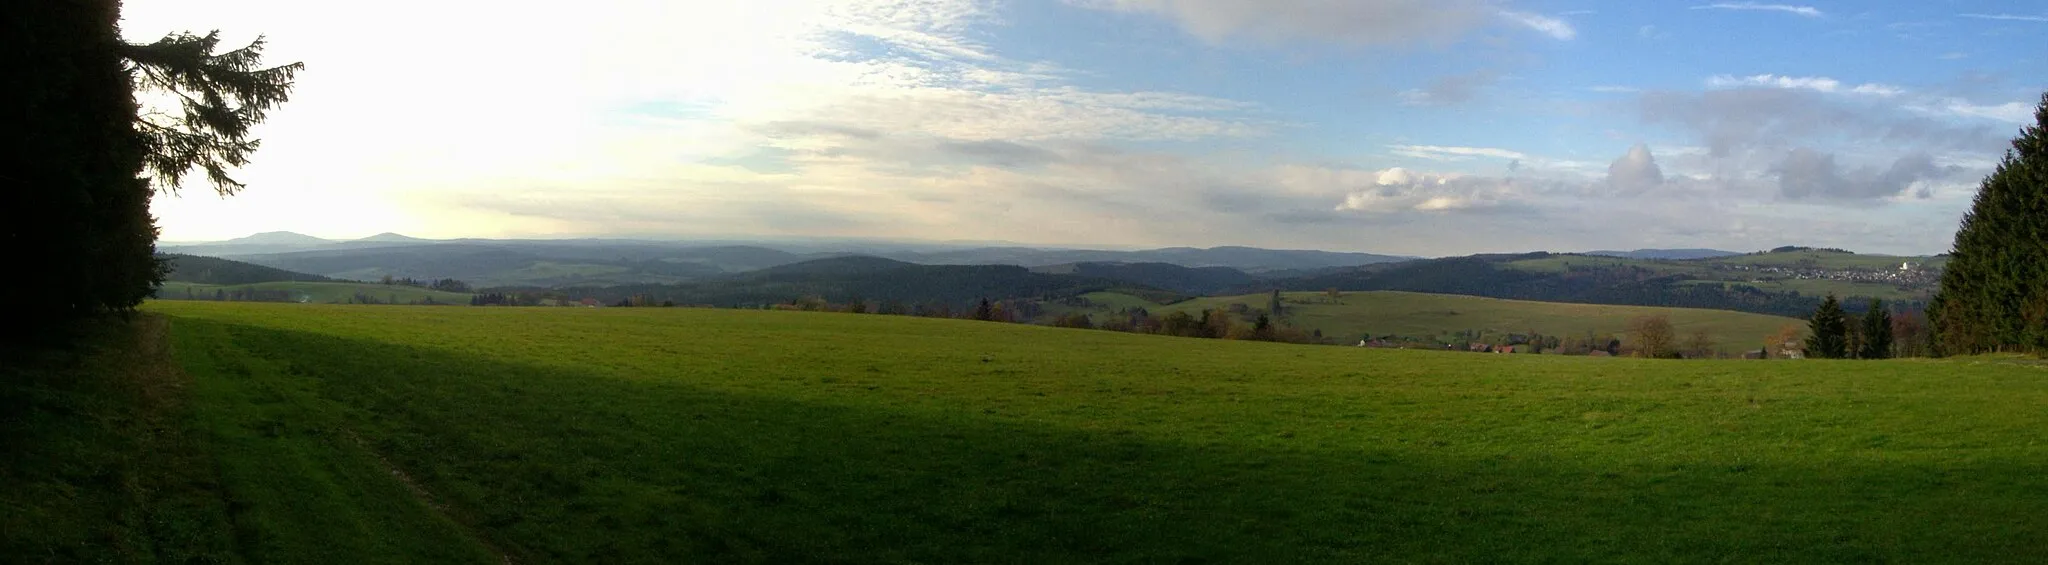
[125,1,2046,256]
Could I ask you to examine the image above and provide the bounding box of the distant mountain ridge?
[220,231,333,246]
[893,245,1409,272]
[357,232,428,243]
[161,233,1939,319]
[161,234,1414,287]
[557,256,1174,310]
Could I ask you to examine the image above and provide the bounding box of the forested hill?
[528,256,1186,309]
[1267,252,1928,318]
[1031,262,1258,295]
[161,254,333,285]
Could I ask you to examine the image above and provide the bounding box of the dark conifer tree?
[972,298,994,321]
[123,31,304,196]
[5,4,298,335]
[1932,92,2048,355]
[1806,295,1851,359]
[1860,299,1894,360]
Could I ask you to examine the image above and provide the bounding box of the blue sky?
[130,0,2046,256]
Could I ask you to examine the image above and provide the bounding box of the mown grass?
[127,301,2048,563]
[1,317,237,562]
[1159,291,1799,351]
[1,314,496,564]
[157,281,474,304]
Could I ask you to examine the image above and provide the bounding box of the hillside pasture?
[115,302,2048,563]
[1704,249,1942,270]
[1157,291,1800,352]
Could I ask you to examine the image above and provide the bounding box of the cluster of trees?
[345,292,446,306]
[377,275,473,293]
[1621,316,1720,359]
[470,293,521,306]
[7,5,297,335]
[1931,94,2048,356]
[172,286,292,302]
[1079,306,1330,344]
[1802,295,1905,359]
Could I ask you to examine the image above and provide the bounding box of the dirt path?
[145,314,517,565]
[339,429,519,564]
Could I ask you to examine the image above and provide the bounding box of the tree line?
[1931,93,2048,356]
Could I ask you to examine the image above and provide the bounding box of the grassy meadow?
[16,301,2031,563]
[1129,290,1801,352]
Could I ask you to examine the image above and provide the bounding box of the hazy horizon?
[124,1,2045,257]
[165,228,1952,259]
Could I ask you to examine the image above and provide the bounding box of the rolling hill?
[166,234,1410,287]
[1030,262,1258,294]
[1050,290,1800,354]
[1280,249,1942,318]
[556,256,1180,309]
[163,233,1942,322]
[155,281,474,305]
[33,301,2038,562]
[1178,291,1798,353]
[161,253,333,285]
[1583,248,1741,260]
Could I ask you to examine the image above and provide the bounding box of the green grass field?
[14,301,2033,562]
[157,281,474,304]
[1155,291,1800,351]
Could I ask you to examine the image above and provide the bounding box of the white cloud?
[128,0,1271,240]
[1331,167,1515,213]
[1389,145,1529,161]
[1959,13,2048,23]
[1070,0,1513,47]
[1398,69,1502,106]
[1708,74,1840,91]
[1606,144,1665,193]
[120,0,1989,256]
[1689,3,1823,17]
[1705,74,1900,96]
[1500,11,1576,40]
[1849,84,1905,96]
[1940,100,2035,124]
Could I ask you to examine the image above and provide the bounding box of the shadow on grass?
[1,316,243,563]
[184,318,2047,564]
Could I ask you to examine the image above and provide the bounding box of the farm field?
[1497,250,1942,304]
[1101,290,1801,352]
[156,280,475,304]
[64,301,2048,563]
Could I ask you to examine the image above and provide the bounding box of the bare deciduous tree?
[1629,315,1676,359]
